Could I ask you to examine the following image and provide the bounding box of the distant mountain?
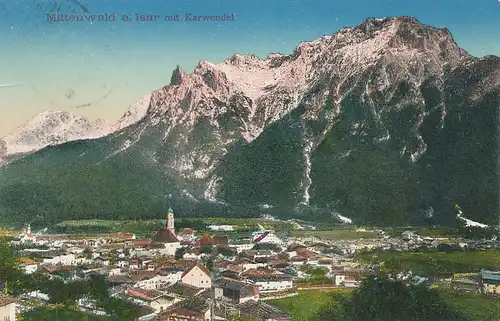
[0,111,111,163]
[0,16,498,226]
[0,94,151,164]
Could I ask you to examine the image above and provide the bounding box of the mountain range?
[0,16,498,226]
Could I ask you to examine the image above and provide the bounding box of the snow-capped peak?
[0,111,112,158]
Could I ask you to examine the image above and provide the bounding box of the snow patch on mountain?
[0,111,111,157]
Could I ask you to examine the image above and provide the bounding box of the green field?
[356,250,500,276]
[439,290,500,321]
[291,229,379,240]
[268,288,500,321]
[52,217,301,236]
[268,289,352,321]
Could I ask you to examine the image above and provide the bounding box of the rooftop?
[0,294,16,307]
[237,300,291,320]
[166,281,201,298]
[127,288,173,302]
[152,229,179,243]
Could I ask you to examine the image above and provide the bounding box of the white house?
[231,243,254,253]
[214,278,259,304]
[181,263,212,289]
[183,251,203,261]
[242,270,293,292]
[334,274,346,286]
[42,253,78,266]
[252,231,283,245]
[0,295,16,321]
[207,225,235,231]
[136,272,183,290]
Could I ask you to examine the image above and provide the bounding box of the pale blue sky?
[1,0,499,136]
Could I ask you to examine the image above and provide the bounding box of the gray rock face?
[0,16,498,226]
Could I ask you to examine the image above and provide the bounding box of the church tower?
[167,207,175,234]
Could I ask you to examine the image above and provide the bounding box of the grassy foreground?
[268,289,352,321]
[268,288,500,321]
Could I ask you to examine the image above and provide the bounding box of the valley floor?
[268,288,500,321]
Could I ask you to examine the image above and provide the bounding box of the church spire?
[167,208,175,234]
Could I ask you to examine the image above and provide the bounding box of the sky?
[1,0,500,136]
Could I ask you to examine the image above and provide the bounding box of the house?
[129,258,144,270]
[135,270,183,290]
[208,225,235,231]
[165,282,202,299]
[0,294,16,321]
[214,277,259,304]
[130,239,152,249]
[126,288,176,312]
[39,265,76,278]
[344,275,360,288]
[158,307,209,321]
[252,231,282,245]
[481,270,500,294]
[452,274,481,292]
[242,269,293,292]
[401,231,420,241]
[16,257,38,274]
[41,252,78,266]
[181,263,212,289]
[231,242,254,253]
[158,294,211,321]
[334,274,346,286]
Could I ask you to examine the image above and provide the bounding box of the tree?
[204,258,214,272]
[0,239,20,294]
[313,276,470,321]
[200,245,213,254]
[175,247,186,260]
[379,257,403,279]
[99,297,141,320]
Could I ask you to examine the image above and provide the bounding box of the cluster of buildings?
[4,210,365,321]
[4,212,500,320]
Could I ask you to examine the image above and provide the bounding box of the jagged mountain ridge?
[0,16,498,226]
[0,94,151,163]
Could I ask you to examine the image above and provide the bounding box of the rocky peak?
[115,94,152,131]
[170,65,186,86]
[0,111,112,158]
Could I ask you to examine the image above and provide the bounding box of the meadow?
[268,289,353,321]
[268,288,500,321]
[356,250,500,275]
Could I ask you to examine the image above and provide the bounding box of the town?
[1,209,500,320]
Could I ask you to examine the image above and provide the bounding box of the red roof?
[152,229,179,243]
[159,307,203,320]
[180,228,194,235]
[253,285,259,296]
[253,231,269,243]
[121,233,135,239]
[127,288,166,301]
[181,262,211,278]
[199,234,213,246]
[0,294,16,307]
[132,239,151,247]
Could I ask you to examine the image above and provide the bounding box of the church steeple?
[167,208,175,234]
